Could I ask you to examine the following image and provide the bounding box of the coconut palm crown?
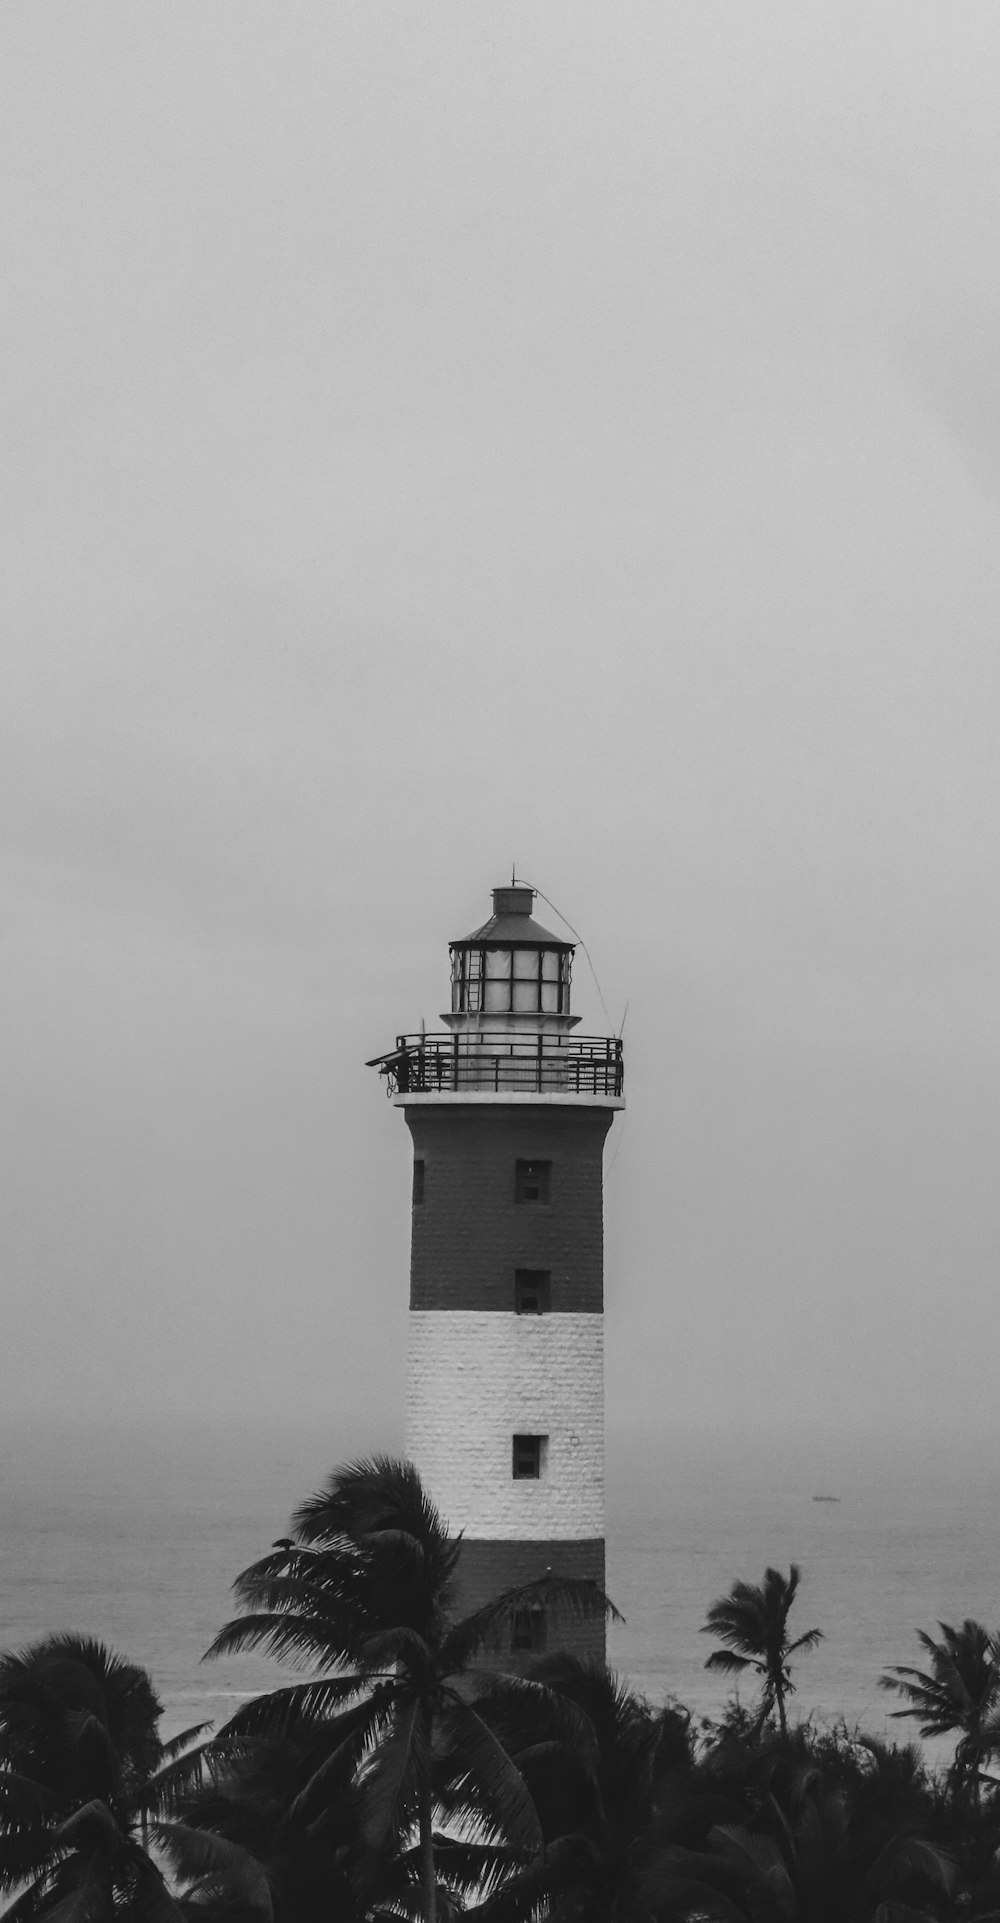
[881,1618,1000,1806]
[0,1631,210,1921]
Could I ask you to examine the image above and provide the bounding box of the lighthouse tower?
[368,883,624,1661]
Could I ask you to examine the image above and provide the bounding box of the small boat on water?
[812,1494,840,1503]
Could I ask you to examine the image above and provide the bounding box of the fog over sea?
[4,1418,998,1768]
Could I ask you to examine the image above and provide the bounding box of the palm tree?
[150,1723,365,1922]
[650,1785,954,1923]
[154,1710,484,1922]
[204,1455,616,1923]
[467,1657,694,1921]
[701,1566,822,1739]
[881,1619,1000,1811]
[0,1631,209,1920]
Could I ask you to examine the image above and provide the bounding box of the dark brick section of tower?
[404,1103,614,1312]
[455,1537,607,1667]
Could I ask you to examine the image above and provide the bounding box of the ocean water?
[2,1418,998,1769]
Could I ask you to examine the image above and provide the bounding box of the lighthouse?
[368,883,624,1661]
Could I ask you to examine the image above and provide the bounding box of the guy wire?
[512,875,617,1035]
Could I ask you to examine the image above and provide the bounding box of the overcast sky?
[5,3,1000,1452]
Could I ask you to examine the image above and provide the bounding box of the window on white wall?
[512,1434,547,1479]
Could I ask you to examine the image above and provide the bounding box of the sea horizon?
[3,1412,998,1765]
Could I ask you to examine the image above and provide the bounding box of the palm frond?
[228,1556,371,1626]
[288,1456,462,1633]
[467,1831,589,1923]
[204,1609,363,1670]
[880,1620,1000,1747]
[704,1649,757,1676]
[0,1634,164,1790]
[426,1835,520,1901]
[360,1696,425,1858]
[154,1819,274,1918]
[438,1697,542,1858]
[123,1856,190,1923]
[787,1629,824,1656]
[293,1456,452,1556]
[635,1844,752,1923]
[357,1626,435,1675]
[0,1866,63,1923]
[0,1769,55,1823]
[708,1821,796,1908]
[157,1722,211,1763]
[5,1861,113,1923]
[214,1674,371,1743]
[287,1683,398,1822]
[140,1732,250,1817]
[469,1670,600,1775]
[865,1832,955,1899]
[52,1798,123,1851]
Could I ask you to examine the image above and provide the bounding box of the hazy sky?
[5,3,1000,1450]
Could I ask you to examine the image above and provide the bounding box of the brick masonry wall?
[404,1102,614,1312]
[454,1536,607,1668]
[407,1311,603,1538]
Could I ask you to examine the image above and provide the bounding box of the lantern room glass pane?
[484,979,509,1012]
[513,949,538,978]
[540,982,558,1012]
[512,979,538,1012]
[541,950,560,980]
[485,949,511,978]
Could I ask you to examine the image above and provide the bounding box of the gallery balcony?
[367,1031,624,1100]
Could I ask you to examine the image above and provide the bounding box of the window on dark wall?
[514,1270,551,1314]
[514,1159,551,1203]
[512,1434,546,1479]
[412,1160,425,1205]
[511,1606,547,1654]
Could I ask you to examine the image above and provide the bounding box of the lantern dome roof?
[451,884,574,951]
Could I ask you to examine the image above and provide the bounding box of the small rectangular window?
[514,1159,551,1204]
[412,1160,425,1205]
[512,1434,546,1480]
[511,1606,547,1654]
[514,1270,551,1314]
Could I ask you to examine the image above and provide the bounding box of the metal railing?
[366,1031,624,1098]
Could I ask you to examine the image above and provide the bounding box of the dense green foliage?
[5,1458,1000,1919]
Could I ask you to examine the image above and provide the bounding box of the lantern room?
[367,880,622,1101]
[447,885,574,1023]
